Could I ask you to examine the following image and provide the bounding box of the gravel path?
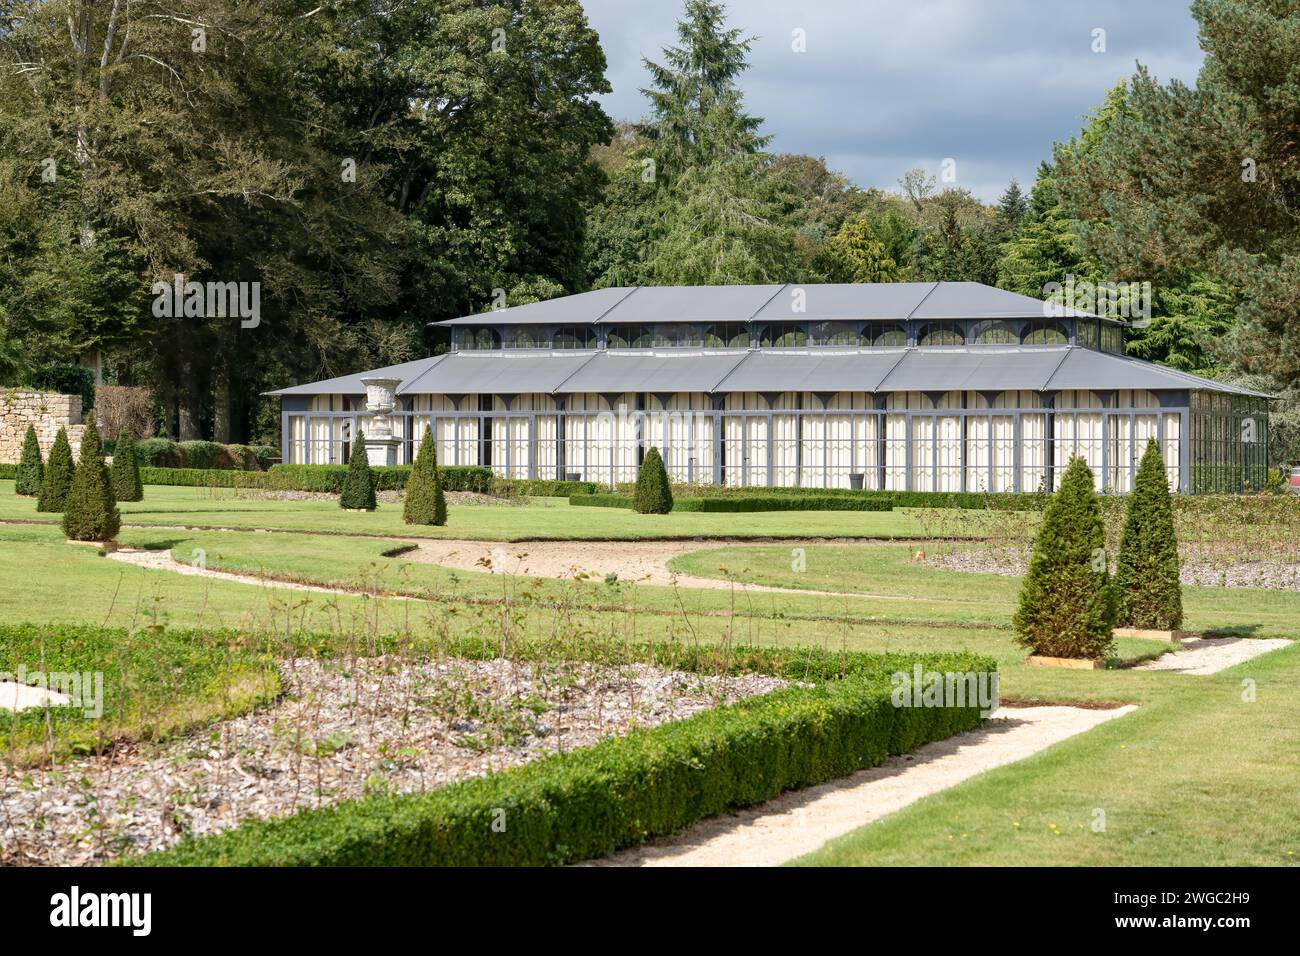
[1133,636,1291,675]
[586,703,1137,867]
[0,656,785,867]
[107,541,866,599]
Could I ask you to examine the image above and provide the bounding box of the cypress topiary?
[403,426,446,525]
[340,429,377,511]
[1115,438,1183,630]
[1013,455,1116,660]
[633,446,673,514]
[15,424,43,495]
[62,420,121,542]
[36,427,75,512]
[109,431,144,502]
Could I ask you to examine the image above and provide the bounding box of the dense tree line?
[1,0,1296,459]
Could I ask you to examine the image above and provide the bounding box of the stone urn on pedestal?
[360,377,403,467]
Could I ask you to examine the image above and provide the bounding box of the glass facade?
[1189,391,1270,493]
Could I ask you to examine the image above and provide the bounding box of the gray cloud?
[582,0,1204,200]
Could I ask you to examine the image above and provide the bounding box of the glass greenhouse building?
[270,282,1271,494]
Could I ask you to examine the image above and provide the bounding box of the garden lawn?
[0,479,991,541]
[670,544,1300,640]
[794,642,1300,866]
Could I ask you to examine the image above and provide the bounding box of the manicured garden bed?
[125,645,993,866]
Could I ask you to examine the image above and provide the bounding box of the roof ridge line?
[388,353,449,395]
[589,286,639,325]
[748,283,791,322]
[708,351,753,393]
[1040,345,1076,392]
[549,349,603,395]
[872,347,914,392]
[904,281,942,320]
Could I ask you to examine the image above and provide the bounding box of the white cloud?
[582,0,1204,200]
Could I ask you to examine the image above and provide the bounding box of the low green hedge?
[569,493,892,513]
[132,438,279,471]
[132,464,493,493]
[494,478,601,497]
[614,482,1048,511]
[129,649,992,866]
[569,493,635,509]
[0,463,15,480]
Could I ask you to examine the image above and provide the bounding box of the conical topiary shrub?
[15,424,43,496]
[109,431,144,502]
[404,426,446,526]
[62,420,121,542]
[36,427,75,512]
[1013,455,1116,660]
[633,446,673,514]
[340,429,377,511]
[1115,439,1183,630]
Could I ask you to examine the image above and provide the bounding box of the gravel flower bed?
[0,656,786,866]
[927,546,1300,591]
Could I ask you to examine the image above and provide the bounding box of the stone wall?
[0,391,85,463]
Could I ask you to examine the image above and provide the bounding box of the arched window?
[459,327,501,351]
[869,323,908,347]
[652,324,703,348]
[504,326,544,349]
[606,324,652,349]
[971,320,1019,344]
[810,321,862,346]
[551,325,596,349]
[760,322,808,347]
[917,321,964,346]
[1022,320,1069,345]
[703,323,750,348]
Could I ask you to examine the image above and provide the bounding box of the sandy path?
[586,703,1137,867]
[1133,636,1291,675]
[106,548,381,597]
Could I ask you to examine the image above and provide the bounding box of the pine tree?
[1115,439,1183,630]
[1013,456,1116,660]
[340,429,377,511]
[633,446,674,514]
[62,420,121,542]
[15,425,43,496]
[109,431,143,502]
[36,427,74,512]
[403,426,446,526]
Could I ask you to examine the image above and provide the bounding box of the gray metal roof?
[437,287,635,326]
[596,284,785,324]
[554,350,747,393]
[430,281,1101,327]
[402,351,597,394]
[269,346,1268,399]
[878,347,1072,392]
[714,350,908,392]
[266,355,445,396]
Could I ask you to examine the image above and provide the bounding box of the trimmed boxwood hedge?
[569,494,893,513]
[614,483,1048,511]
[128,648,992,866]
[132,464,494,493]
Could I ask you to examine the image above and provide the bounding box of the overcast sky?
[581,0,1205,201]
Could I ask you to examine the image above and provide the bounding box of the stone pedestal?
[365,437,401,467]
[360,376,403,468]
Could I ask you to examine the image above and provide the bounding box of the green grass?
[0,479,989,541]
[4,483,1297,866]
[794,643,1300,866]
[670,543,1300,639]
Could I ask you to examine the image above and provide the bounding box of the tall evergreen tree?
[62,420,120,542]
[404,426,446,526]
[109,431,143,503]
[340,430,377,511]
[36,427,73,512]
[15,424,42,496]
[634,447,674,515]
[1115,440,1183,630]
[1013,456,1116,660]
